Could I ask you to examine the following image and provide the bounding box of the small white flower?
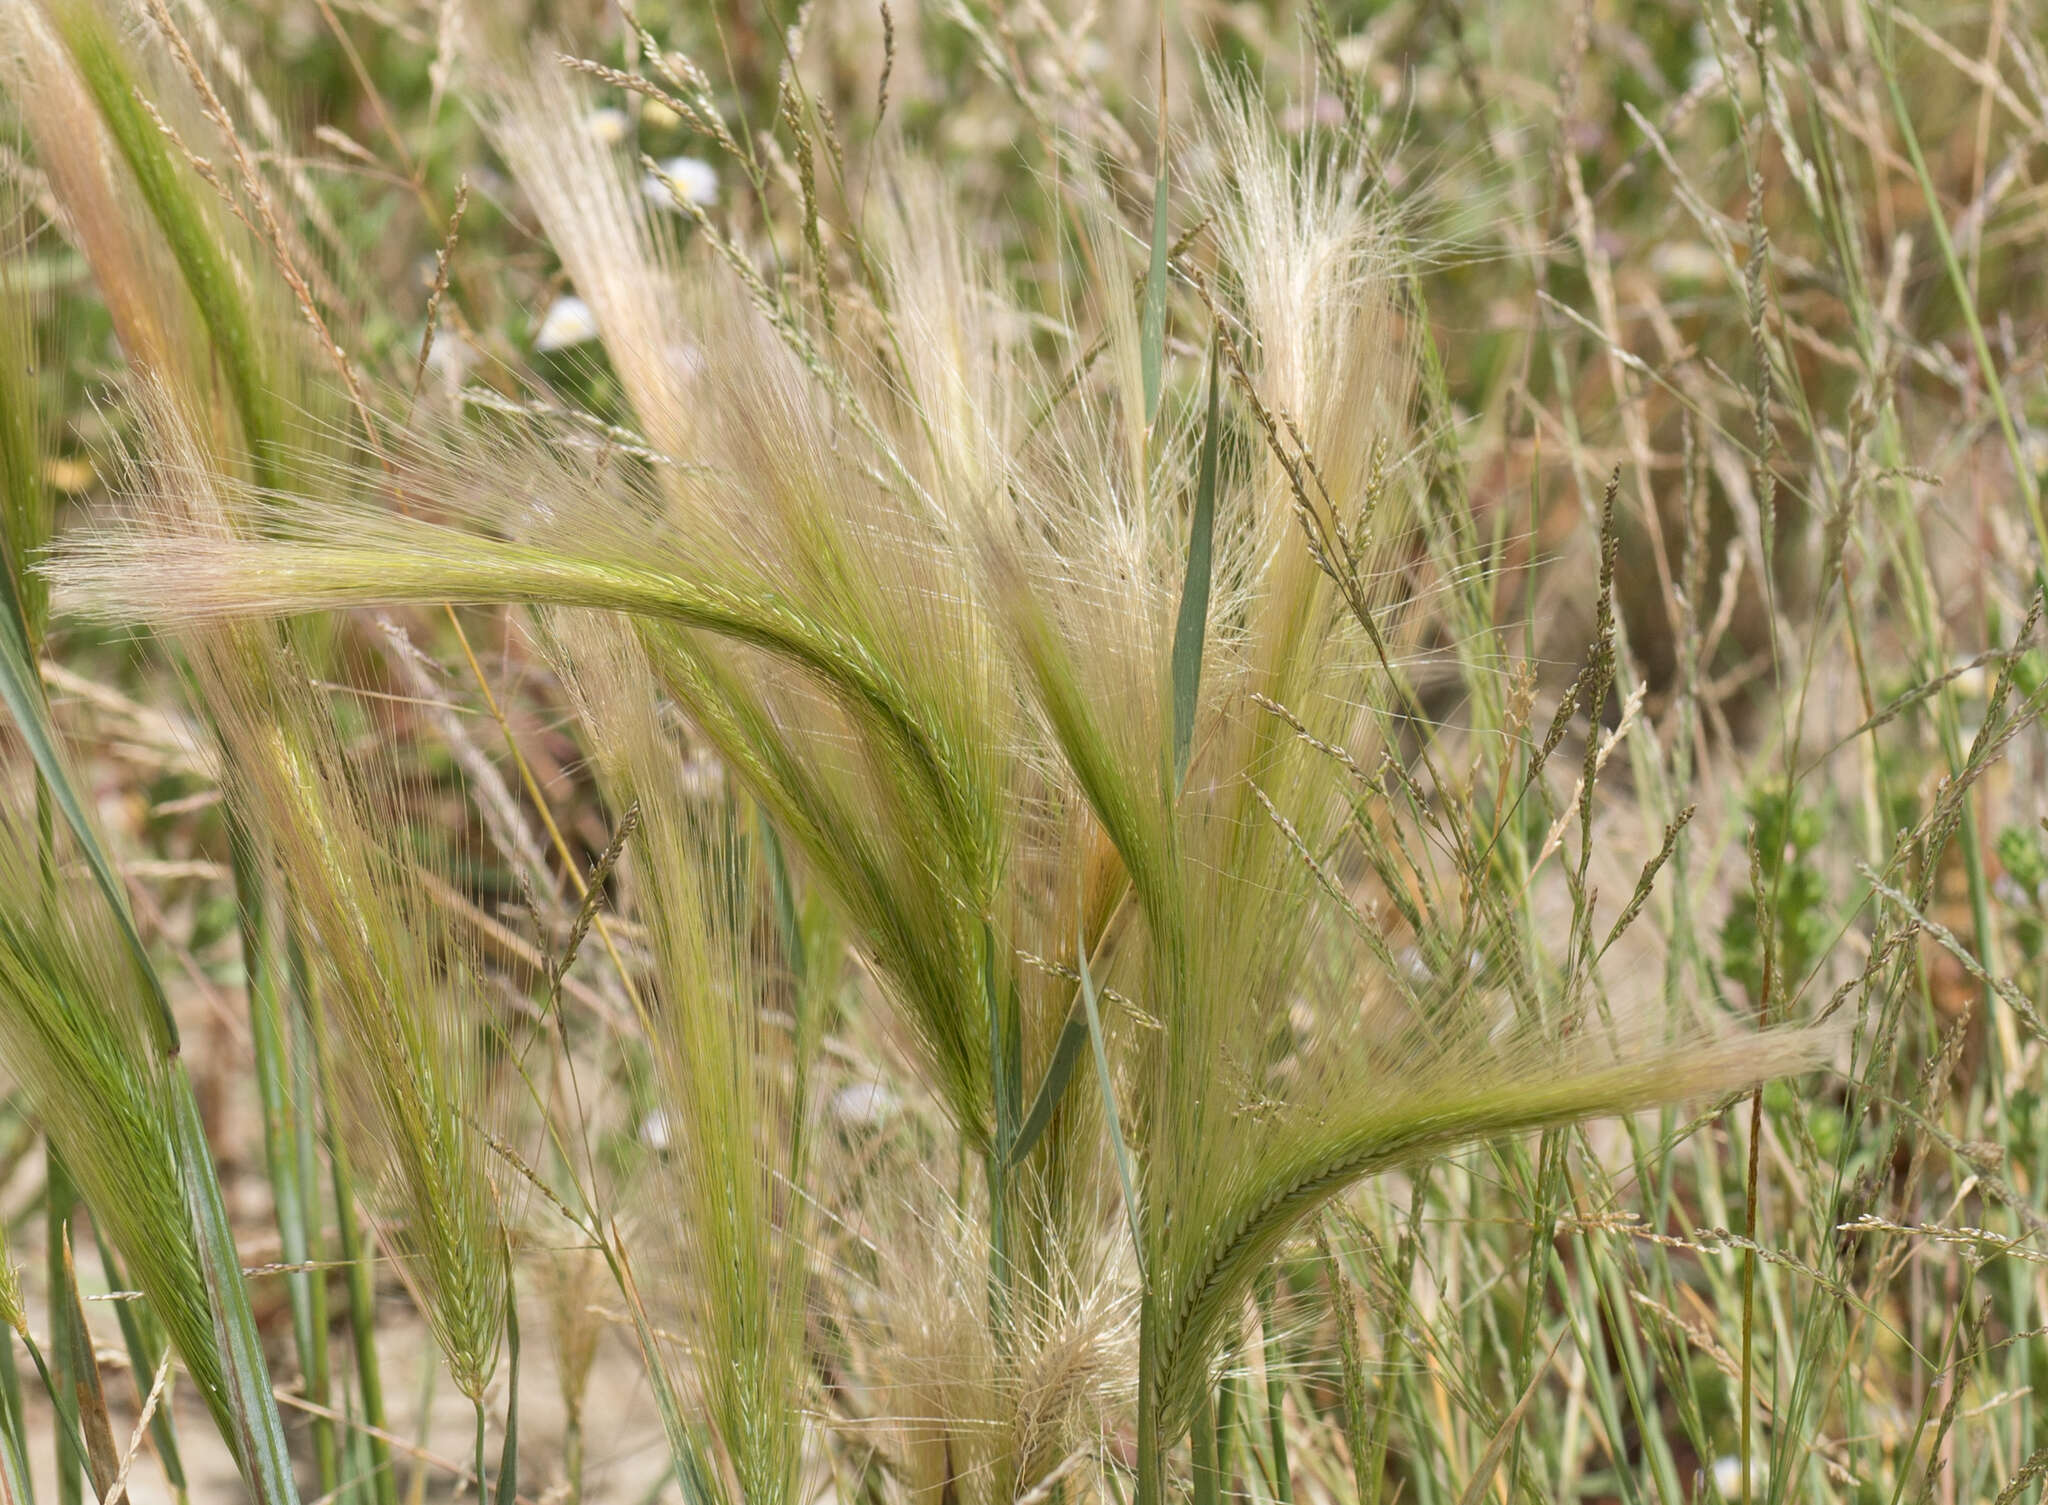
[1651,241,1723,285]
[643,155,720,209]
[2024,427,2048,477]
[534,294,599,352]
[829,1081,899,1130]
[584,107,630,146]
[1686,25,1724,94]
[422,331,471,390]
[1710,1455,1764,1498]
[639,1108,674,1151]
[677,746,726,797]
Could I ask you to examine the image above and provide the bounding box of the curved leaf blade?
[172,1067,302,1505]
[1007,999,1089,1169]
[0,604,175,1053]
[1170,332,1220,792]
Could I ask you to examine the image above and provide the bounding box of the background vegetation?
[2,0,2046,1502]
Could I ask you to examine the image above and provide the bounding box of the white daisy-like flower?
[583,106,629,146]
[534,294,599,352]
[1651,241,1722,285]
[642,155,719,209]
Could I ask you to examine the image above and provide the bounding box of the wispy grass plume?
[28,30,1856,1505]
[0,798,237,1446]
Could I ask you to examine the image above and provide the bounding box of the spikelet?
[533,1238,606,1499]
[547,611,811,1504]
[7,0,334,486]
[838,1170,1134,1505]
[98,389,513,1401]
[0,793,239,1438]
[481,59,693,459]
[0,1227,19,1339]
[440,71,1028,1159]
[535,1242,606,1422]
[0,1,199,394]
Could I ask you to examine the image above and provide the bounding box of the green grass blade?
[494,1257,519,1505]
[0,589,174,1053]
[1078,918,1143,1276]
[1451,1338,1557,1505]
[171,1066,303,1505]
[97,1244,188,1496]
[605,1241,725,1505]
[0,1334,30,1505]
[283,950,336,1479]
[315,1013,399,1505]
[45,1154,79,1505]
[0,420,291,1501]
[1256,1274,1292,1505]
[1191,1387,1219,1505]
[984,919,1016,1326]
[53,1236,118,1498]
[760,813,806,988]
[1169,331,1220,792]
[1323,1241,1374,1505]
[1214,1363,1239,1500]
[230,821,335,1496]
[1007,999,1089,1169]
[15,1335,92,1496]
[758,812,829,1184]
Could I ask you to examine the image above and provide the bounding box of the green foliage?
[1996,822,2048,961]
[1720,786,1832,1004]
